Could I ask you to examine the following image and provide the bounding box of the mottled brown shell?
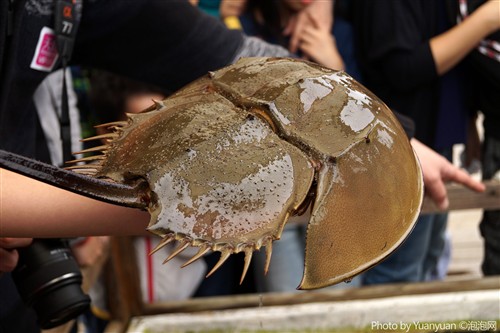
[77,57,423,289]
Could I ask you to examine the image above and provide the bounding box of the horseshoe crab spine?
[0,150,148,209]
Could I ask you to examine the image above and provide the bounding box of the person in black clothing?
[354,0,499,148]
[453,0,500,276]
[0,1,486,332]
[353,0,499,284]
[0,1,289,332]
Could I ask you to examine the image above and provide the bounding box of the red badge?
[30,27,59,72]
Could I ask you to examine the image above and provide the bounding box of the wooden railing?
[139,277,500,315]
[421,180,500,213]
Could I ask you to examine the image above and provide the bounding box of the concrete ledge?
[128,289,500,333]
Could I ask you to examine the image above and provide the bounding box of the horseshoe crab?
[0,57,423,289]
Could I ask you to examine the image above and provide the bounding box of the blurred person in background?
[353,0,499,284]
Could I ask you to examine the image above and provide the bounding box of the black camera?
[12,239,90,329]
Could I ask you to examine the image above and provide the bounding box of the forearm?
[430,0,500,75]
[0,169,149,238]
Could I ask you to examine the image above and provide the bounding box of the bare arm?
[0,169,149,238]
[430,0,500,75]
[410,138,485,210]
[1,142,485,236]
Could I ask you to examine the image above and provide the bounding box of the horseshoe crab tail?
[0,149,148,209]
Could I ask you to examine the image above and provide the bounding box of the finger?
[289,15,306,53]
[289,33,301,53]
[305,11,320,29]
[300,29,329,49]
[283,15,297,36]
[299,25,317,39]
[425,175,449,210]
[0,248,19,272]
[298,41,315,59]
[445,167,486,193]
[0,238,33,249]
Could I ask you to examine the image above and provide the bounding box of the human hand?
[0,238,32,273]
[411,138,486,210]
[220,0,247,19]
[71,236,110,268]
[284,0,334,54]
[298,12,344,70]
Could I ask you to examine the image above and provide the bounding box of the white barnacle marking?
[232,120,270,145]
[375,118,397,135]
[349,152,364,164]
[150,154,295,240]
[326,72,375,133]
[348,152,368,173]
[216,118,271,153]
[347,88,371,105]
[268,102,291,126]
[298,76,334,113]
[187,149,197,160]
[327,71,352,87]
[150,171,194,224]
[376,128,394,149]
[340,99,375,133]
[298,72,375,133]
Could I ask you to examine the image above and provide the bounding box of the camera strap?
[54,0,82,164]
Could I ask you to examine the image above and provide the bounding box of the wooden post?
[107,237,144,332]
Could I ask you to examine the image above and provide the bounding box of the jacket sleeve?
[393,111,416,138]
[74,0,244,92]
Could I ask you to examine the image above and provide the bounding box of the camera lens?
[12,239,90,329]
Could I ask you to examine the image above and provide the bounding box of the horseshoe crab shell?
[5,57,423,290]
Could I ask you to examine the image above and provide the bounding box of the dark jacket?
[353,0,462,147]
[0,0,242,160]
